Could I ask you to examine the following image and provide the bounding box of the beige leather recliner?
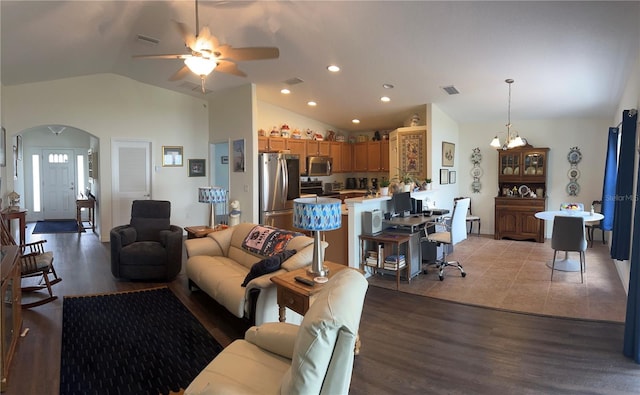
[185,269,369,395]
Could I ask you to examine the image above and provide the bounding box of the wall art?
[188,159,206,177]
[442,141,455,167]
[162,146,183,167]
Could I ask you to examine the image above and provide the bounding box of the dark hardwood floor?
[5,225,640,394]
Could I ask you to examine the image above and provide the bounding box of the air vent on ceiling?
[136,34,160,46]
[284,77,304,86]
[441,85,460,95]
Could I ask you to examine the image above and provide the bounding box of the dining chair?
[453,197,481,236]
[585,200,605,247]
[551,216,587,283]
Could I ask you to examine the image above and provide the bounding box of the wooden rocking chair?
[1,215,61,308]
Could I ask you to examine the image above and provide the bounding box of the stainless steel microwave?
[307,156,332,176]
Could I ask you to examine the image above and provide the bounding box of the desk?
[534,210,604,271]
[76,198,95,233]
[1,209,27,245]
[271,261,361,353]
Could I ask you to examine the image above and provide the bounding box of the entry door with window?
[42,149,77,219]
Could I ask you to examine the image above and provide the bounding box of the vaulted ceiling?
[2,1,638,131]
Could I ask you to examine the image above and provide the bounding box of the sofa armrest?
[185,236,224,258]
[245,268,286,291]
[244,322,299,359]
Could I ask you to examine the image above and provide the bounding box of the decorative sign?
[470,147,482,193]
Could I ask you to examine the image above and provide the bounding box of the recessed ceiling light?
[380,96,391,102]
[352,119,360,124]
[327,65,340,72]
[307,101,317,106]
[280,88,291,94]
[382,83,394,89]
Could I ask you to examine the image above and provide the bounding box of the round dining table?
[534,210,604,272]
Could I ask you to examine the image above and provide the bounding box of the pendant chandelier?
[490,79,526,150]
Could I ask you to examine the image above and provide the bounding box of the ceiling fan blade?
[220,47,280,61]
[215,61,247,77]
[133,54,191,60]
[173,20,196,49]
[169,65,191,81]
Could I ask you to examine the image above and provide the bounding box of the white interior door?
[111,140,151,227]
[42,149,76,220]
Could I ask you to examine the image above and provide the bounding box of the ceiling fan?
[134,0,279,92]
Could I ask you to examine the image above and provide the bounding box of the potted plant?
[425,178,432,190]
[393,169,414,192]
[379,177,391,196]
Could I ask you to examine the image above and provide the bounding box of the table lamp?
[198,187,227,228]
[293,197,342,277]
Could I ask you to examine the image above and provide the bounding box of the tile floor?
[367,235,628,322]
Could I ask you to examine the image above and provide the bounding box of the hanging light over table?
[490,79,526,150]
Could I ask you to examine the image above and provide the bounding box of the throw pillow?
[241,249,297,287]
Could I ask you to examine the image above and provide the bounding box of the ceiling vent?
[284,77,304,86]
[136,34,160,46]
[441,85,460,95]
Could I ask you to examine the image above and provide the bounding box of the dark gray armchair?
[110,200,183,281]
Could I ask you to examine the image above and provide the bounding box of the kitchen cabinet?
[285,139,307,173]
[353,142,368,171]
[306,140,330,156]
[1,246,21,392]
[494,145,549,243]
[329,142,343,173]
[258,136,286,152]
[341,143,353,172]
[323,213,349,265]
[366,140,390,172]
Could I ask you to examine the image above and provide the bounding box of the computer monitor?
[392,192,412,217]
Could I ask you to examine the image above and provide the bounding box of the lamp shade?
[198,187,227,204]
[293,197,341,231]
[185,57,217,76]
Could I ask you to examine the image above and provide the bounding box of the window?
[32,154,41,212]
[77,155,85,196]
[48,153,69,163]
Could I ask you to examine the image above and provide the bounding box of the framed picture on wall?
[440,169,449,185]
[162,146,183,167]
[442,141,455,167]
[448,170,457,184]
[188,159,206,177]
[233,139,245,172]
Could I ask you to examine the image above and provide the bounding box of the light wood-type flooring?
[4,224,638,394]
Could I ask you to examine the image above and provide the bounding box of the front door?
[42,149,76,219]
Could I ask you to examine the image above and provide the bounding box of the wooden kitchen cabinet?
[258,136,286,152]
[341,143,353,172]
[285,139,307,173]
[353,142,368,171]
[323,214,349,265]
[365,140,390,171]
[494,145,549,243]
[329,142,343,173]
[306,140,330,156]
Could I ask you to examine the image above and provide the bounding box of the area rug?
[32,219,83,234]
[59,287,222,395]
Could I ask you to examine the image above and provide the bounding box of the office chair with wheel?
[585,200,605,247]
[551,215,587,283]
[421,198,470,281]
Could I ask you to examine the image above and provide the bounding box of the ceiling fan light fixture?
[184,57,217,76]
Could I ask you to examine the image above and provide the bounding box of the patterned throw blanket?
[242,225,302,257]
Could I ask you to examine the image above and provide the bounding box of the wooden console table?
[1,246,21,392]
[76,198,95,233]
[1,209,27,245]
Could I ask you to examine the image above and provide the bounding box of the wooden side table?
[184,224,228,239]
[1,209,27,245]
[359,233,411,290]
[271,260,362,354]
[76,198,95,233]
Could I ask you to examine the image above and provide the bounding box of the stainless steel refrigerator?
[259,153,301,231]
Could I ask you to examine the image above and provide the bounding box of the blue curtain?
[623,110,640,362]
[611,110,637,260]
[601,128,619,231]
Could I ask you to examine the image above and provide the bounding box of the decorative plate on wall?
[471,167,483,178]
[566,181,580,196]
[567,147,582,165]
[567,168,580,179]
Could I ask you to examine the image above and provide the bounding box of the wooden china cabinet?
[494,145,550,243]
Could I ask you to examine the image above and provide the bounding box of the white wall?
[209,84,257,223]
[3,74,210,240]
[429,104,461,213]
[458,118,610,237]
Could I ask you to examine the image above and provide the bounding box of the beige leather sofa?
[185,269,368,395]
[184,223,321,325]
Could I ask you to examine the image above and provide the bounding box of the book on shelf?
[383,254,406,270]
[384,255,405,263]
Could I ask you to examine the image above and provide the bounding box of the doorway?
[41,149,77,219]
[111,140,152,227]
